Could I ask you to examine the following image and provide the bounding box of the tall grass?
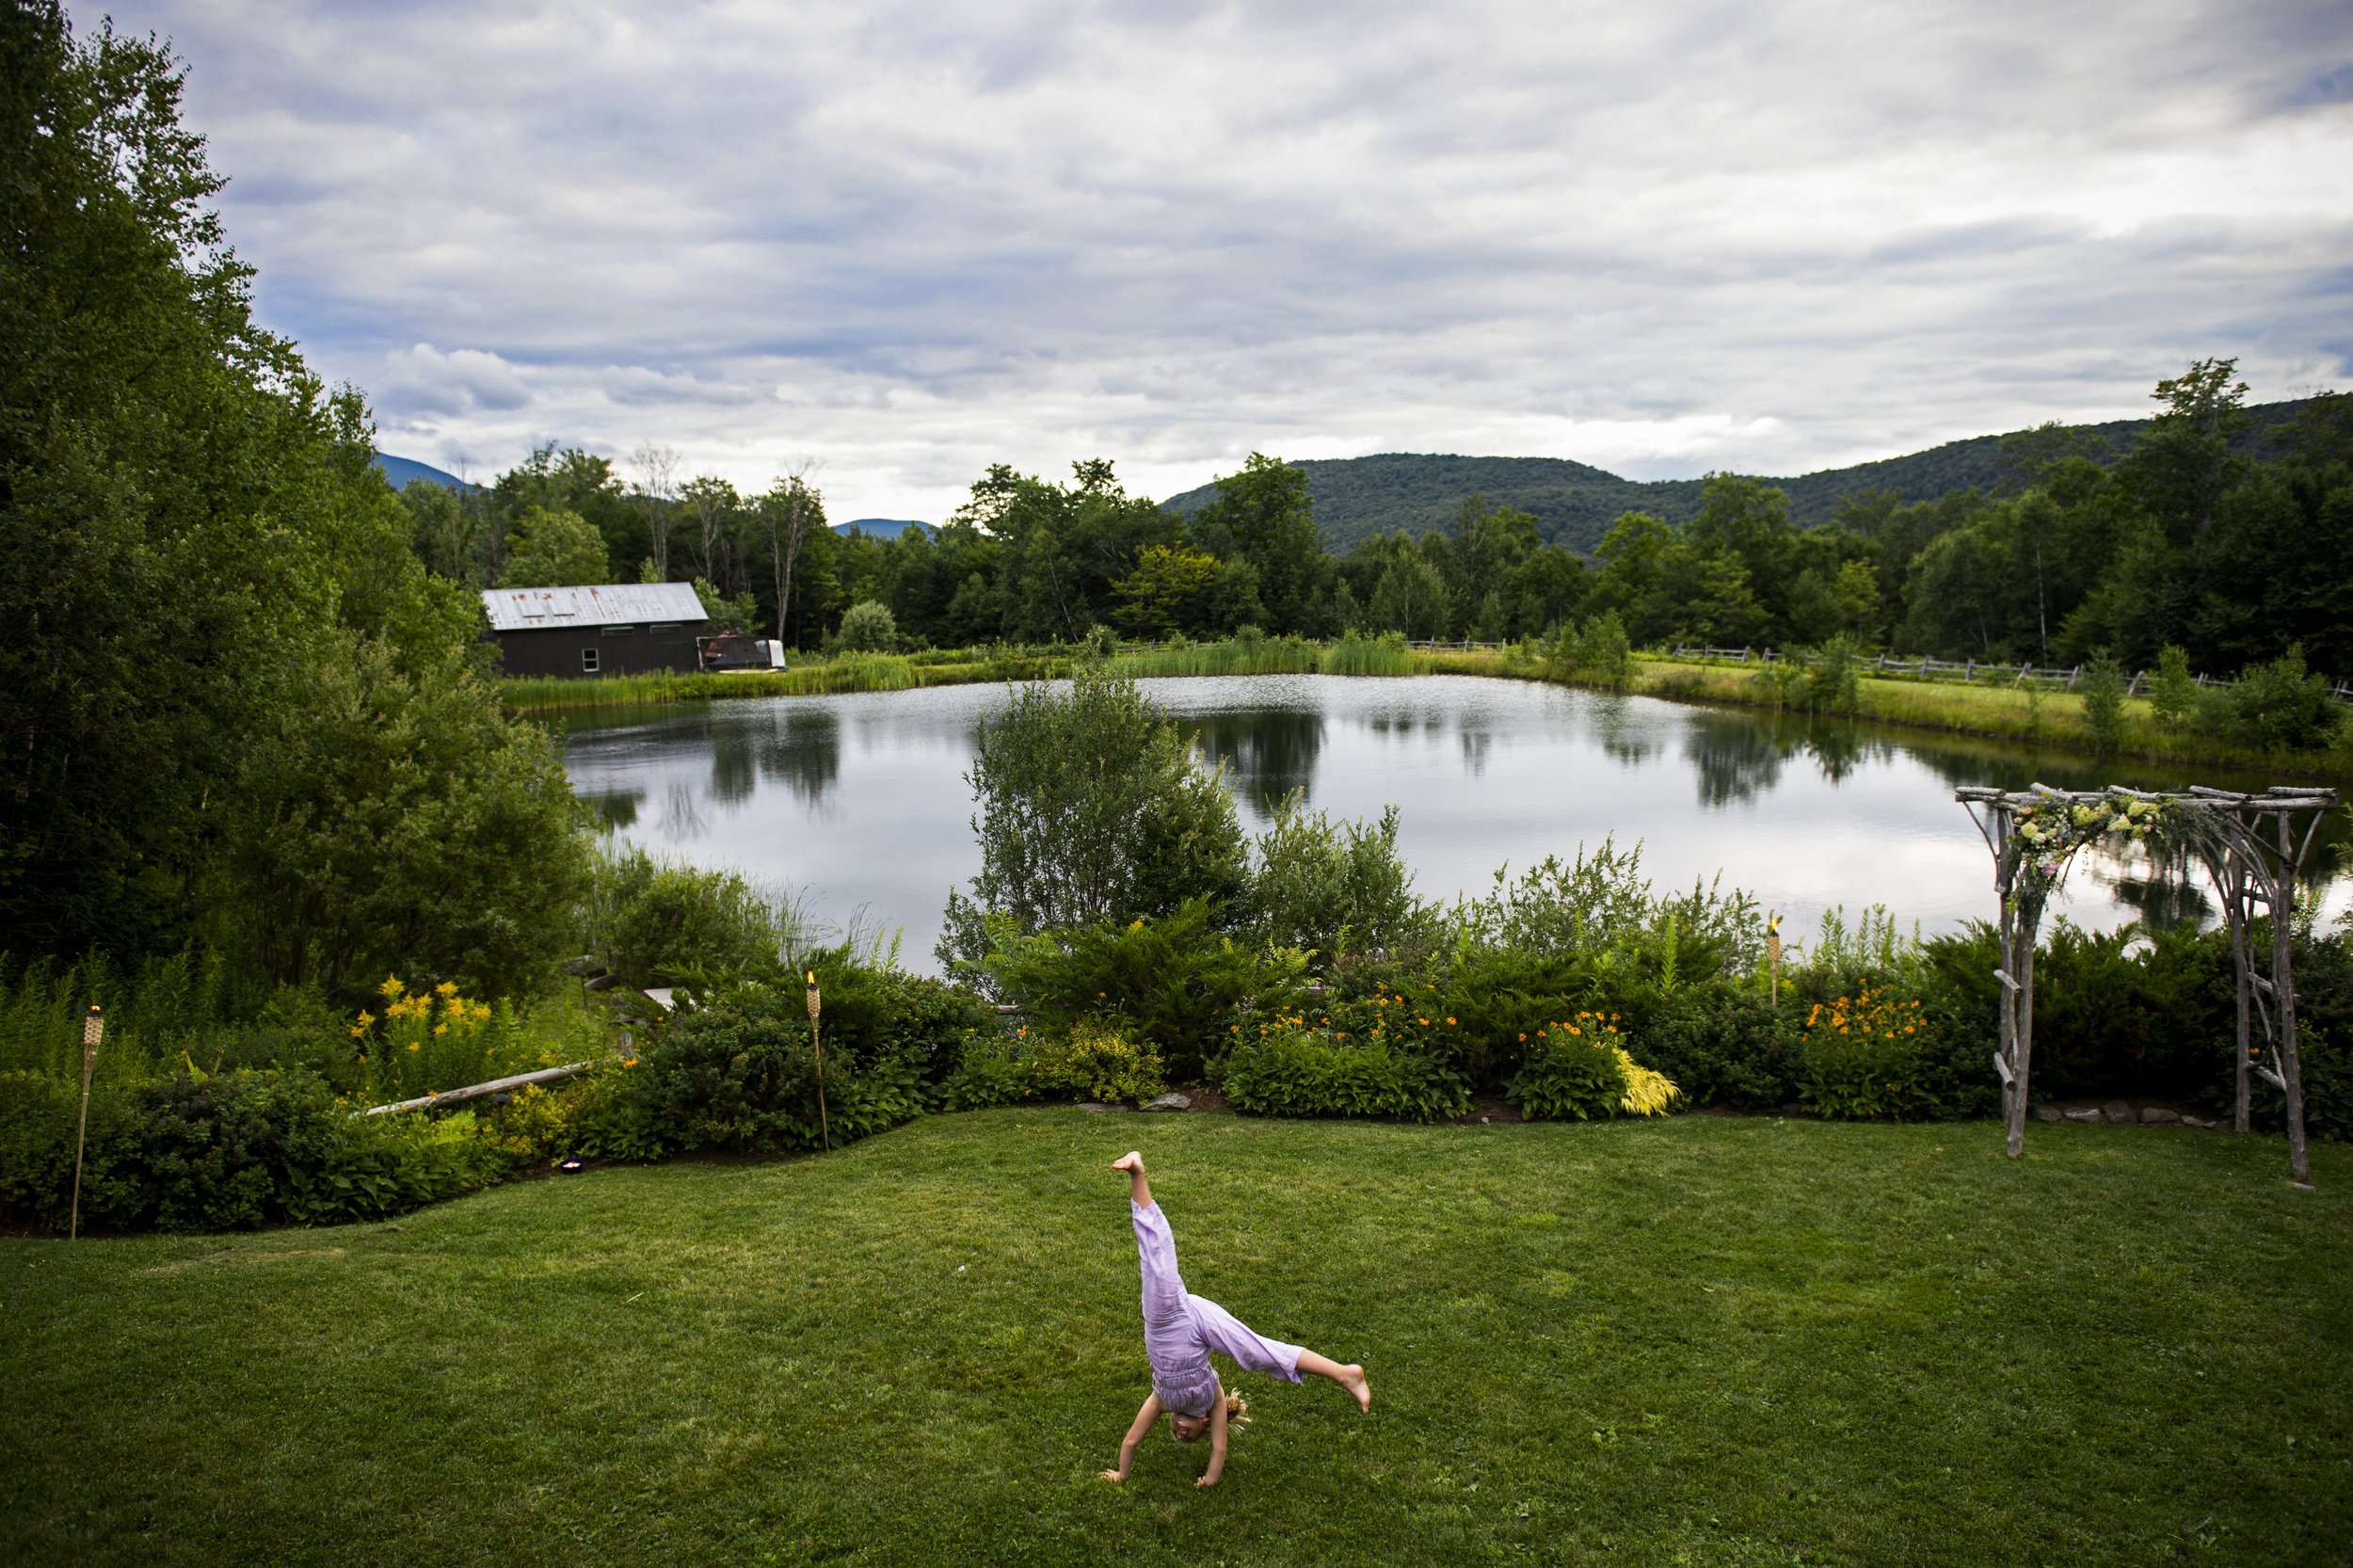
[1111,634,1323,678]
[0,951,252,1083]
[502,655,924,712]
[1320,632,1416,677]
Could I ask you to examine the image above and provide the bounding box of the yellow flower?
[435,981,458,998]
[407,1042,420,1051]
[355,1009,376,1030]
[378,974,405,1000]
[433,1023,447,1036]
[348,1025,365,1039]
[1445,1016,1457,1026]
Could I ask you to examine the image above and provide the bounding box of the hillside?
[373,454,476,493]
[1160,398,2316,553]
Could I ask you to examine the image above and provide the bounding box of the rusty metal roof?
[479,582,708,632]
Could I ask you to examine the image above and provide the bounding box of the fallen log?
[360,1061,603,1117]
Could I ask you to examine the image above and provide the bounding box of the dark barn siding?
[492,623,701,679]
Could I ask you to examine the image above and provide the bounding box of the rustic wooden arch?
[1954,784,2338,1185]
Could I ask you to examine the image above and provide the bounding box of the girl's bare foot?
[1341,1365,1371,1413]
[1112,1151,1144,1173]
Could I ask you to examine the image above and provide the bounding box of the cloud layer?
[107,0,2353,518]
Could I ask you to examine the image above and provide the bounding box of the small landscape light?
[559,1159,584,1173]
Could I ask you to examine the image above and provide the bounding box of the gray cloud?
[101,0,2353,519]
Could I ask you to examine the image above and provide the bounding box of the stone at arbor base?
[2102,1100,2135,1124]
[2064,1108,2104,1124]
[1141,1092,1193,1112]
[2032,1106,2063,1122]
[2139,1107,2182,1125]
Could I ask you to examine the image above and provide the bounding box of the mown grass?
[7,1112,2347,1567]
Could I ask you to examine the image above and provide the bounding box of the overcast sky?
[107,0,2353,520]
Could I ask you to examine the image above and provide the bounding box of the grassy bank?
[500,639,2353,779]
[1407,647,2353,782]
[6,1111,2346,1567]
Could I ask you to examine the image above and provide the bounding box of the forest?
[408,369,2352,680]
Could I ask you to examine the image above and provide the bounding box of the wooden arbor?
[1955,784,2340,1184]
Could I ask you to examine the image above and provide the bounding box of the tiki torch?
[1765,915,1783,1007]
[806,970,830,1152]
[72,1005,102,1240]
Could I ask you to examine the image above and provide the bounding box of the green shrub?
[563,1060,666,1160]
[2213,646,2341,752]
[633,984,928,1154]
[1504,1024,1630,1121]
[936,673,1251,974]
[0,1071,145,1230]
[975,899,1306,1079]
[1244,796,1431,963]
[289,1107,506,1224]
[833,600,898,653]
[635,990,832,1152]
[1804,634,1863,712]
[1554,612,1633,689]
[589,845,801,989]
[1219,1032,1469,1122]
[1023,1019,1167,1103]
[2150,645,2196,731]
[940,1032,1032,1111]
[2078,655,2126,753]
[1920,920,2230,1102]
[802,962,998,1087]
[1630,988,1804,1110]
[128,1069,344,1232]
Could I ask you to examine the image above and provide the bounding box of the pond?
[555,674,2350,971]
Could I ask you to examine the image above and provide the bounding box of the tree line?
[411,363,2349,682]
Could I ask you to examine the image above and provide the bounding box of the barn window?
[601,624,637,637]
[581,648,600,673]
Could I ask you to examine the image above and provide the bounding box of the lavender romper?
[1132,1200,1304,1418]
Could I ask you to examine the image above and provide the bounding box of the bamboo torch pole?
[1765,916,1782,1007]
[806,970,830,1152]
[72,1005,103,1240]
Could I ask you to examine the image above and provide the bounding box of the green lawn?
[7,1112,2349,1567]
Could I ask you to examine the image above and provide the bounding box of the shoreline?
[499,642,2353,783]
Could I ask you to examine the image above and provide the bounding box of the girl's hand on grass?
[1098,1468,1126,1482]
[1195,1474,1218,1488]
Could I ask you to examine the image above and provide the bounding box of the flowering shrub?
[1023,1020,1167,1104]
[1801,986,1935,1120]
[1504,1013,1680,1120]
[348,976,518,1104]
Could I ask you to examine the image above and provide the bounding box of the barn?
[479,583,710,679]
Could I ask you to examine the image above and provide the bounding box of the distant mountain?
[374,454,476,493]
[835,518,936,539]
[1159,399,2317,554]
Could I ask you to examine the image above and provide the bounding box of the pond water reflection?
[556,675,2347,970]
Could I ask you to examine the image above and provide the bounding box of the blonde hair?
[1170,1392,1250,1441]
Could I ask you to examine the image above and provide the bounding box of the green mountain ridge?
[1161,399,2317,554]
